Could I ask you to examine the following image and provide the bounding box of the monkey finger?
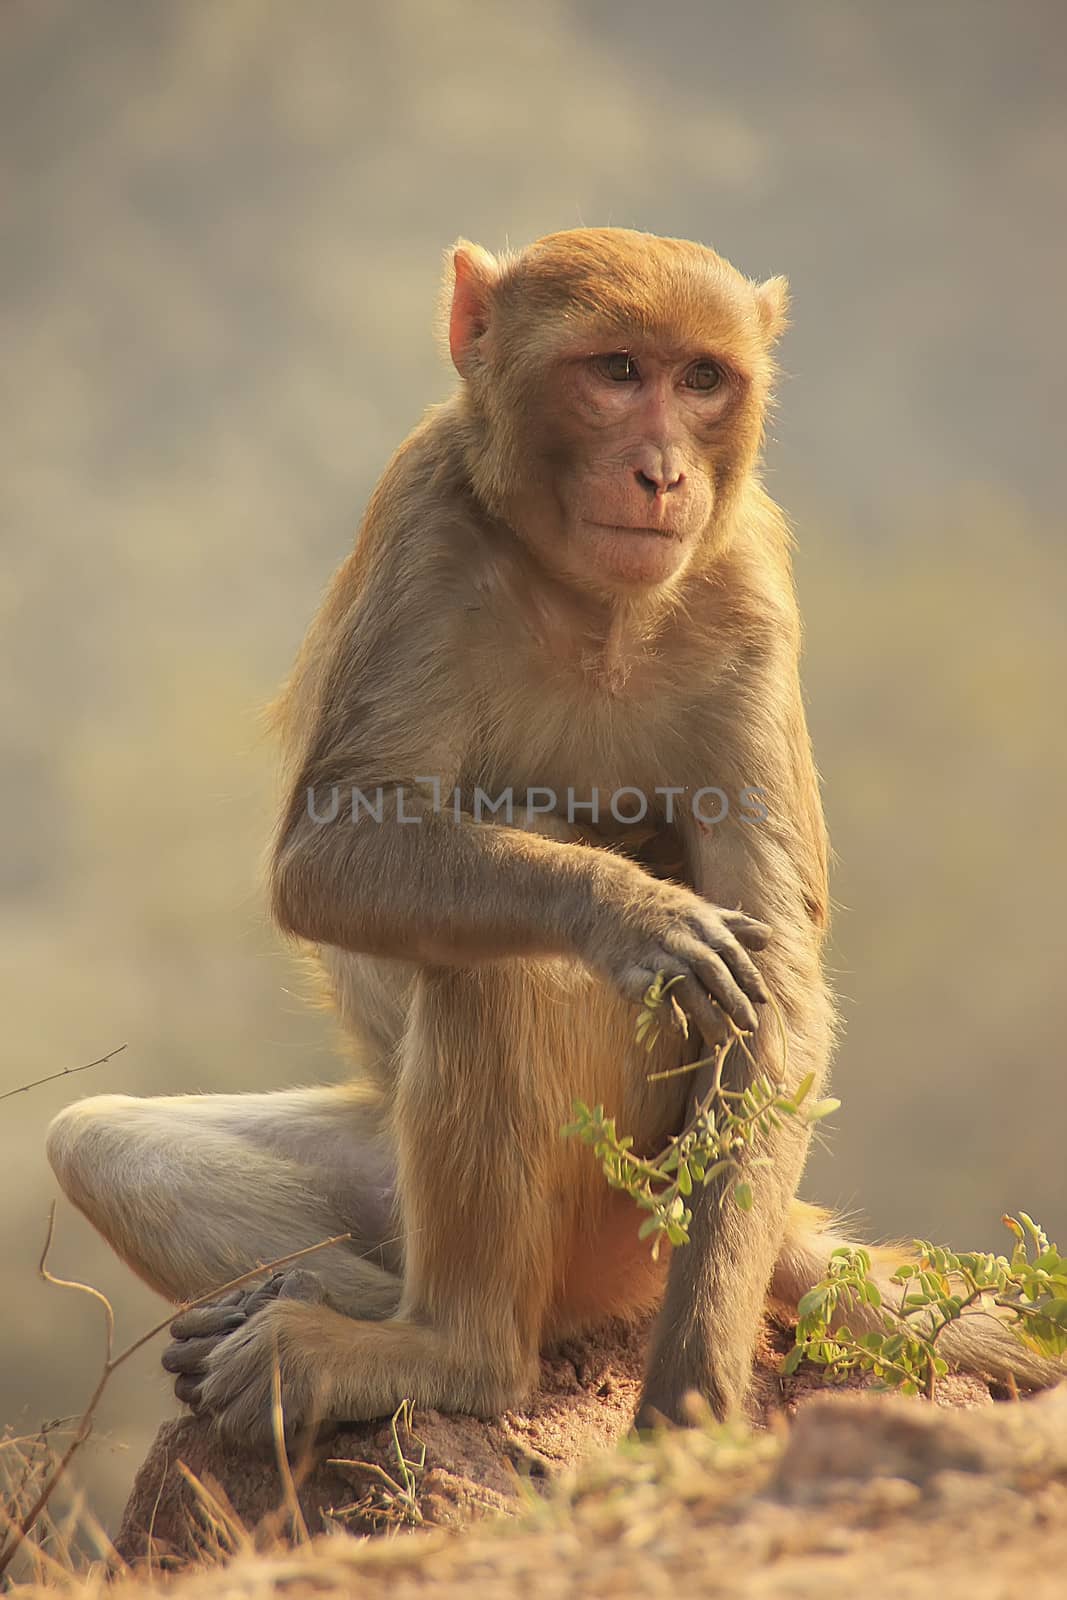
[162,1335,224,1376]
[672,974,736,1051]
[617,961,672,1007]
[719,911,773,950]
[675,944,759,1032]
[692,927,768,1007]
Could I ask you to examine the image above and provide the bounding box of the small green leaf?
[796,1288,826,1319]
[807,1097,842,1122]
[701,1161,734,1187]
[792,1072,816,1105]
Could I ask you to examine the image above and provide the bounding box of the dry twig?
[0,1044,127,1103]
[0,1209,351,1579]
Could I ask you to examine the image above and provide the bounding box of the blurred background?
[2,0,1064,1534]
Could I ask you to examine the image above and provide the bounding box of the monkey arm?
[266,520,624,964]
[273,795,636,963]
[270,601,640,968]
[271,793,769,1036]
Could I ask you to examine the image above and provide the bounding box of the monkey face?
[506,339,740,591]
[447,227,787,597]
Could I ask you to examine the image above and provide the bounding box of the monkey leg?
[638,924,837,1427]
[164,958,686,1443]
[45,1083,402,1316]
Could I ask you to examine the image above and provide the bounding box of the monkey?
[45,228,1061,1444]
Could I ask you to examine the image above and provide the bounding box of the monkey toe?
[167,1270,329,1391]
[169,1270,296,1343]
[169,1306,247,1340]
[169,1284,249,1338]
[162,1334,223,1376]
[273,1268,327,1305]
[173,1373,206,1409]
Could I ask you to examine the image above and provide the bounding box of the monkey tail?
[773,1199,1064,1394]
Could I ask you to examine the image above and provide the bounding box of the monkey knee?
[46,1093,141,1208]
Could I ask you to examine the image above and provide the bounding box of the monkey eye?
[684,360,725,392]
[595,352,640,383]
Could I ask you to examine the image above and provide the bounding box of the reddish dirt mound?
[115,1310,996,1566]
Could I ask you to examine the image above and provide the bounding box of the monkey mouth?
[585,521,680,540]
[577,519,687,587]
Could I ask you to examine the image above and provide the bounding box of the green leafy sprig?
[784,1213,1067,1399]
[563,974,838,1257]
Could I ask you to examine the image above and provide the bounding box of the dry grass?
[0,1425,119,1587]
[2,1416,778,1595]
[7,1390,1067,1600]
[0,1214,354,1584]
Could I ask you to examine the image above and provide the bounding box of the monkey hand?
[162,1268,328,1426]
[594,879,771,1044]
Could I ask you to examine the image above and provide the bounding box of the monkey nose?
[634,464,685,497]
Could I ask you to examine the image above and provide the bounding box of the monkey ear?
[754,276,790,344]
[447,241,501,378]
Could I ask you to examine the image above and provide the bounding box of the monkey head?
[445,227,788,596]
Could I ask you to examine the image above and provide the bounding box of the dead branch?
[0,1044,128,1103]
[0,1208,351,1578]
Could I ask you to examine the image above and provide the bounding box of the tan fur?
[45,228,1059,1443]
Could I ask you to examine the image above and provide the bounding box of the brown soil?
[114,1308,1000,1567]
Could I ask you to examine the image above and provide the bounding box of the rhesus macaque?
[46,229,1059,1441]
